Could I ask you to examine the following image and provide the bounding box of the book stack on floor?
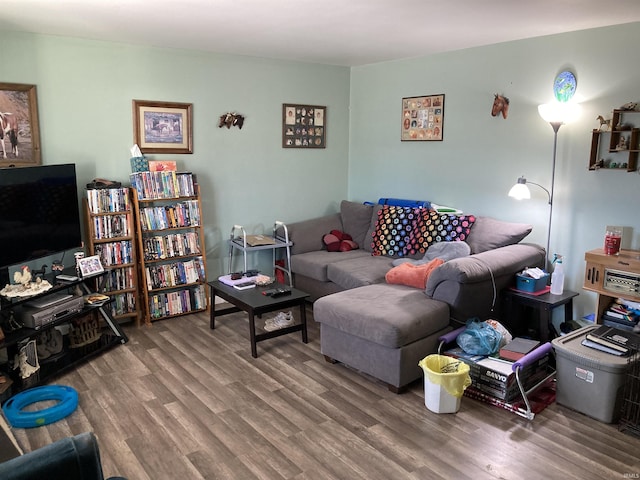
[582,325,640,356]
[499,337,540,361]
[601,299,640,332]
[444,345,550,402]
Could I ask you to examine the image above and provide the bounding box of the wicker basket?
[69,312,101,348]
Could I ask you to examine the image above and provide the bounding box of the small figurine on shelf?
[616,135,628,151]
[620,102,638,111]
[596,115,611,131]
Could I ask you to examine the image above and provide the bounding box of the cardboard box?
[130,156,149,173]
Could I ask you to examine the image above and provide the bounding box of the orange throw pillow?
[385,258,444,289]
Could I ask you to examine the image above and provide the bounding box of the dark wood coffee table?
[208,280,309,358]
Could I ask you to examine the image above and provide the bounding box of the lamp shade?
[538,102,581,125]
[508,177,531,200]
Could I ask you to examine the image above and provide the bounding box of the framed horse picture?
[0,83,41,167]
[401,94,445,141]
[132,100,193,154]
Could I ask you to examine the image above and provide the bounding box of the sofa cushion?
[363,204,383,254]
[290,249,369,282]
[340,200,373,249]
[327,255,394,289]
[287,213,342,255]
[313,284,450,348]
[385,258,444,289]
[465,216,532,254]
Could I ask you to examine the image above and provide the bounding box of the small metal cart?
[228,221,293,287]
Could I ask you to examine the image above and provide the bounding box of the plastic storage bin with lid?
[551,325,636,423]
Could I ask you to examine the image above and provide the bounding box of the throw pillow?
[385,258,445,289]
[370,205,419,257]
[404,210,476,256]
[323,230,359,252]
[392,240,471,266]
[465,216,532,254]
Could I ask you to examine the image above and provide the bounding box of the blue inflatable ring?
[2,385,78,428]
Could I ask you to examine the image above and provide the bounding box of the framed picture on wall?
[133,99,193,154]
[282,104,326,148]
[401,94,445,141]
[0,82,41,167]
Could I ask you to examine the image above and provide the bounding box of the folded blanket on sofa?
[385,258,444,289]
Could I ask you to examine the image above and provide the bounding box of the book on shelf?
[585,325,640,355]
[602,314,637,332]
[499,337,541,361]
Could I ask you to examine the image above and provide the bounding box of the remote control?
[270,287,291,298]
[56,274,79,282]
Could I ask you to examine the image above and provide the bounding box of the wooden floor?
[10,306,640,480]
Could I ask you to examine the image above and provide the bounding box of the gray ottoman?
[313,283,451,392]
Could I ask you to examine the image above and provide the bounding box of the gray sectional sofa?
[283,200,545,392]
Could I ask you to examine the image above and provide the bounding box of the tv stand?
[0,269,128,396]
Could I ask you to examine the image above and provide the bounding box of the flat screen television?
[0,163,83,279]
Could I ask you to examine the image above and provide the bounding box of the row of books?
[601,299,639,332]
[87,187,131,213]
[144,257,205,291]
[147,285,207,319]
[130,171,195,200]
[142,232,201,261]
[108,292,137,317]
[91,214,130,239]
[138,202,201,231]
[582,325,640,356]
[94,240,134,267]
[102,266,136,292]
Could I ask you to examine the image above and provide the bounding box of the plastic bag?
[456,319,503,355]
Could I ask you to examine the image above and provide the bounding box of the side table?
[208,280,309,358]
[502,289,579,342]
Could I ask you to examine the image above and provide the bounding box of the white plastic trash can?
[419,354,471,414]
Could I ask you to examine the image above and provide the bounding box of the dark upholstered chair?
[0,432,126,480]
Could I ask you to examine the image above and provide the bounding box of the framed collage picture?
[282,104,326,148]
[401,94,445,141]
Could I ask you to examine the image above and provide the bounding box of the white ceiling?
[2,0,640,67]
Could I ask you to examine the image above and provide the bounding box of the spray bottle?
[550,254,564,295]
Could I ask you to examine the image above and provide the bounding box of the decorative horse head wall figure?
[218,112,245,129]
[491,94,510,119]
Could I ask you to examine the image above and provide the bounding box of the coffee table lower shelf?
[208,280,309,358]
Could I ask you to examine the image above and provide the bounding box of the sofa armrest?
[281,213,342,255]
[425,243,545,322]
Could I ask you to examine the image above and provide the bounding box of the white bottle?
[550,254,564,295]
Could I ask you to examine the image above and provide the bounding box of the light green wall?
[349,22,640,319]
[0,32,351,276]
[2,23,639,319]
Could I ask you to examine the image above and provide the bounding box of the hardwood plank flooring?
[9,306,640,479]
